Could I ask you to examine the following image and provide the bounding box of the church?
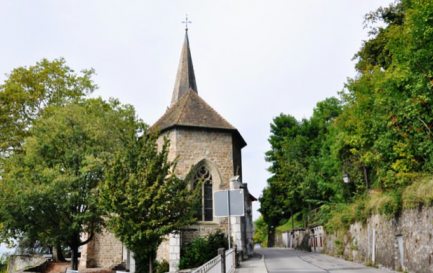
[80,28,255,272]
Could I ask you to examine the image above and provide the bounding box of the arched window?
[193,165,213,221]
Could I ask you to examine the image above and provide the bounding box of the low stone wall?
[7,255,48,273]
[275,227,325,253]
[324,207,433,273]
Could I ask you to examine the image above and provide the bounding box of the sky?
[0,0,395,252]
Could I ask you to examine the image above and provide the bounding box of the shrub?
[179,231,228,269]
[253,217,268,246]
[0,255,8,273]
[402,176,433,209]
[154,259,169,273]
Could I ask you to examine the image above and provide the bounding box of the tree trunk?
[71,244,79,270]
[267,227,275,247]
[363,166,369,189]
[52,244,66,262]
[148,256,153,273]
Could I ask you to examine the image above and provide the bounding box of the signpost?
[214,189,244,249]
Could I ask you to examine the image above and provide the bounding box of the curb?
[261,254,269,273]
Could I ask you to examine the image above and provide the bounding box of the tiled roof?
[151,89,246,147]
[152,89,234,130]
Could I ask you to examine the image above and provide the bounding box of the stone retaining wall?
[324,207,433,273]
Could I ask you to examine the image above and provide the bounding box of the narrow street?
[255,248,393,273]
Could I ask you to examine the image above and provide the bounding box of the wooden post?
[218,248,226,273]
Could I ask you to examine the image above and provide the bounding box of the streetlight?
[343,173,350,184]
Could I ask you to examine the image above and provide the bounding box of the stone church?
[80,29,255,272]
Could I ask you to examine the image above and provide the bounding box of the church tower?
[152,30,246,186]
[151,29,255,268]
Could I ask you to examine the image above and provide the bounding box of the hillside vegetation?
[259,0,433,245]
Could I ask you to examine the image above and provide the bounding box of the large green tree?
[336,0,433,189]
[260,0,433,235]
[260,98,342,241]
[0,58,95,156]
[0,98,142,269]
[100,133,196,273]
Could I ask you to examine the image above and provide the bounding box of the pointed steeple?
[171,30,198,105]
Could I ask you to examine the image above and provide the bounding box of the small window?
[193,166,213,221]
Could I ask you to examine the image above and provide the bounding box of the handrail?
[190,248,236,273]
[191,255,221,273]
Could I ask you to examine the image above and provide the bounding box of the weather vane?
[182,14,192,31]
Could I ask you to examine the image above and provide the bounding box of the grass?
[325,175,433,234]
[402,175,433,209]
[275,175,433,236]
[325,189,402,233]
[276,212,304,232]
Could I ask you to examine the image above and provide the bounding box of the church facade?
[80,30,255,272]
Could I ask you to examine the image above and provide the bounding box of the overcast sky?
[0,1,395,247]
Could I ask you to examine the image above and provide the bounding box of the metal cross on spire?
[182,15,192,31]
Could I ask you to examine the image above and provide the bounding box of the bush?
[179,231,228,269]
[402,176,433,209]
[253,216,268,246]
[0,255,8,273]
[154,259,169,273]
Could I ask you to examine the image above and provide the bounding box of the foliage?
[0,255,7,273]
[154,260,169,273]
[0,58,95,156]
[260,0,433,238]
[179,231,228,270]
[100,133,196,273]
[0,98,141,269]
[324,189,403,233]
[276,212,304,232]
[336,0,433,189]
[253,216,268,247]
[260,98,343,240]
[402,175,433,209]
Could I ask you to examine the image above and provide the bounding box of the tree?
[253,216,268,247]
[335,0,433,189]
[260,98,342,237]
[260,0,433,233]
[0,98,141,269]
[0,58,95,156]
[100,133,196,273]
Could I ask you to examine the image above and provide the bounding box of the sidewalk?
[234,254,267,273]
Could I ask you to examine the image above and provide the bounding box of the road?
[256,248,394,273]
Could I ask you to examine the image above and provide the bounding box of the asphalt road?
[256,248,394,273]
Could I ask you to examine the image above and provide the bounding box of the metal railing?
[225,249,235,273]
[191,248,236,273]
[191,255,221,273]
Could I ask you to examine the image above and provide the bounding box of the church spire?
[171,27,198,105]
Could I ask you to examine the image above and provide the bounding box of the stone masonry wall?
[162,128,245,256]
[84,229,123,269]
[156,236,170,262]
[169,128,237,186]
[324,207,433,273]
[181,223,222,245]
